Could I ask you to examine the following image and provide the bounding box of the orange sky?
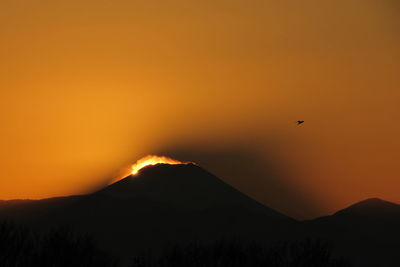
[0,0,399,219]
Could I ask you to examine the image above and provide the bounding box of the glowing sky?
[0,0,399,219]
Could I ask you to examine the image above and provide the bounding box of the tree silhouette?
[1,220,350,267]
[34,226,117,267]
[132,239,351,267]
[0,221,117,267]
[0,221,35,267]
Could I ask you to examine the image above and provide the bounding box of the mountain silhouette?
[98,163,289,217]
[0,164,399,266]
[305,198,400,267]
[333,198,400,221]
[0,164,295,264]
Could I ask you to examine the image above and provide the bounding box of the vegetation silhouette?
[2,164,398,266]
[1,220,350,267]
[0,221,117,267]
[0,221,34,267]
[132,239,350,267]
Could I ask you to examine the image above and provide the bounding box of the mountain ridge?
[333,198,400,217]
[97,163,292,219]
[0,164,399,266]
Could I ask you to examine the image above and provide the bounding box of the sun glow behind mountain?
[130,155,190,175]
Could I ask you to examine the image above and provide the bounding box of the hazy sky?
[0,0,399,219]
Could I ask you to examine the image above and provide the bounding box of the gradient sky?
[0,0,399,219]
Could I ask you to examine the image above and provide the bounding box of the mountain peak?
[97,162,291,220]
[135,162,199,176]
[354,198,394,206]
[333,198,400,218]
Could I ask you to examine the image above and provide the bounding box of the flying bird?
[296,120,304,125]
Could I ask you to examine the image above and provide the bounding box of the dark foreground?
[0,164,399,266]
[0,221,349,267]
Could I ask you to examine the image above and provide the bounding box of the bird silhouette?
[296,120,304,125]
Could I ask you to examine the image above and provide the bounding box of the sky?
[0,0,399,219]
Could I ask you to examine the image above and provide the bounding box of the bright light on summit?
[130,155,189,175]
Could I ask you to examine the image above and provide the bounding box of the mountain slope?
[0,163,296,265]
[332,198,400,221]
[1,165,399,267]
[97,163,290,218]
[304,198,400,267]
